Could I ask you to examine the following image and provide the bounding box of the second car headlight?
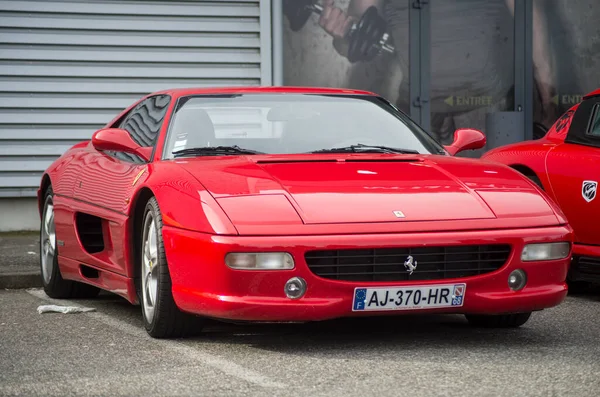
[225,252,295,270]
[521,242,570,262]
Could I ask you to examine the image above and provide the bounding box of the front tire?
[40,186,100,299]
[139,197,204,338]
[465,312,532,328]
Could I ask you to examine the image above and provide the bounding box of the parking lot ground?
[1,287,599,397]
[0,232,40,289]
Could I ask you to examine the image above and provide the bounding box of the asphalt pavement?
[1,287,599,397]
[0,232,41,289]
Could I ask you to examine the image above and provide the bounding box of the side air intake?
[75,213,105,254]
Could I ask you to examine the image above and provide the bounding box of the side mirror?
[91,128,152,162]
[444,128,486,156]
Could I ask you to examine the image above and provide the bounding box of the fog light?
[284,277,307,299]
[508,269,527,291]
[521,242,570,262]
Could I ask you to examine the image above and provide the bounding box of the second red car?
[482,89,600,286]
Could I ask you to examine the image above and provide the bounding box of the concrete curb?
[0,272,41,289]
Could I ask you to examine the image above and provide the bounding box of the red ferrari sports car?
[39,87,573,338]
[482,89,600,287]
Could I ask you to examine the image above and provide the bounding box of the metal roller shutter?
[0,0,272,197]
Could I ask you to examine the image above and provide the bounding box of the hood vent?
[345,158,422,163]
[256,158,422,164]
[256,159,338,164]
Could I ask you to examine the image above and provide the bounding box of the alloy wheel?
[40,196,56,284]
[141,212,159,322]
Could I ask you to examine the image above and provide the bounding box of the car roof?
[150,86,378,99]
[583,88,600,99]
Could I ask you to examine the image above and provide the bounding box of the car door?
[545,97,600,246]
[71,95,171,274]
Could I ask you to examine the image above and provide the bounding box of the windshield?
[162,94,445,159]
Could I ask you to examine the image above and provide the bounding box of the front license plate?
[352,283,466,311]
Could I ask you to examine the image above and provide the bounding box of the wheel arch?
[509,163,569,224]
[129,186,156,290]
[38,173,52,216]
[509,164,544,189]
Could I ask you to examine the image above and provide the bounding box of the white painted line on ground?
[26,288,286,389]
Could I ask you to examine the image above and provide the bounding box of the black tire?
[139,197,204,338]
[465,312,532,328]
[566,272,591,294]
[40,186,100,299]
[566,280,591,294]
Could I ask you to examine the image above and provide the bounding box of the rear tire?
[139,196,204,338]
[40,186,100,299]
[465,312,532,328]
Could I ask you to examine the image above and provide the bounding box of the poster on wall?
[530,0,600,136]
[282,0,598,151]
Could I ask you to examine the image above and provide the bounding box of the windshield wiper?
[309,144,419,155]
[172,145,265,158]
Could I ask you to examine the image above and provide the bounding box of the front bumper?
[162,225,572,322]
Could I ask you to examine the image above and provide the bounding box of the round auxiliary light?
[284,277,307,299]
[508,269,527,291]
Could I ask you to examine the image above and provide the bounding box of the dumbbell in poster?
[282,0,600,150]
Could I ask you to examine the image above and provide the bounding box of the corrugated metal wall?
[0,0,272,197]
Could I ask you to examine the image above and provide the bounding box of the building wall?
[0,0,272,231]
[4,0,600,232]
[0,198,38,232]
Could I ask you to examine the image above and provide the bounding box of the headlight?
[521,242,570,262]
[225,252,295,270]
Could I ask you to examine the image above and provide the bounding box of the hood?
[173,154,560,231]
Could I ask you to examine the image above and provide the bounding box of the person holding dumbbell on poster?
[317,0,393,64]
[284,0,396,63]
[285,0,558,144]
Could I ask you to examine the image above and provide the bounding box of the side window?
[104,150,146,164]
[120,95,171,147]
[565,98,600,148]
[587,104,600,137]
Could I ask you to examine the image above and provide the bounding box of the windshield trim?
[160,93,447,160]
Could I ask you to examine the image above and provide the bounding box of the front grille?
[305,244,512,282]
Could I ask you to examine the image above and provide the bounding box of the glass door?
[428,0,518,156]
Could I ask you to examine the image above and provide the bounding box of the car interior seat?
[167,108,216,154]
